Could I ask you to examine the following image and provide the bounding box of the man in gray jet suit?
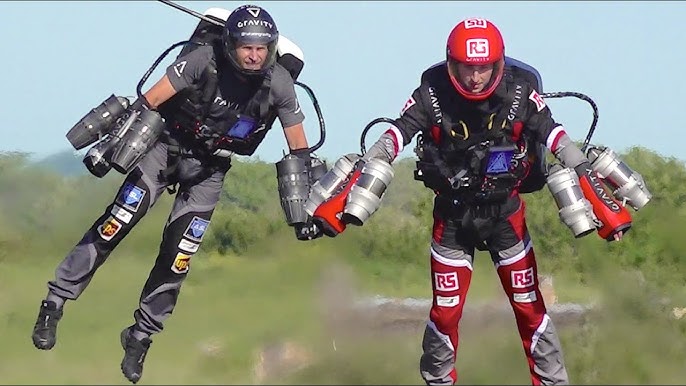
[30,4,317,384]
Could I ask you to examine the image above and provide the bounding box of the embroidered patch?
[97,216,122,241]
[183,217,210,242]
[117,183,146,213]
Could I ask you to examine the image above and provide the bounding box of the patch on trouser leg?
[531,316,569,385]
[116,182,147,213]
[134,211,213,335]
[494,243,568,385]
[420,247,473,385]
[170,252,192,274]
[96,216,123,241]
[133,166,223,337]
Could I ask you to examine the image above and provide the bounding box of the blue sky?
[1,1,683,163]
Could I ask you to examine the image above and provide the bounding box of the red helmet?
[446,18,505,101]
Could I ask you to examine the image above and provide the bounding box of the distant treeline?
[3,146,686,295]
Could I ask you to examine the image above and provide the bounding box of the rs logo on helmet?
[464,18,488,29]
[466,38,489,59]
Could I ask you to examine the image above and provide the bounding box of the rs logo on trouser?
[419,196,569,385]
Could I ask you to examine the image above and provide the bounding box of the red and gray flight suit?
[362,60,594,385]
[45,45,304,338]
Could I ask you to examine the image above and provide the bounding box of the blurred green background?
[1,146,686,385]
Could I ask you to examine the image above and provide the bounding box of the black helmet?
[222,5,279,76]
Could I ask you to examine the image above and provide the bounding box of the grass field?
[3,153,686,384]
[3,226,686,385]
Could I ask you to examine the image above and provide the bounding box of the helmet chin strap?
[234,69,266,83]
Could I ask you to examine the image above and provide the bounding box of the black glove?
[290,147,311,162]
[294,220,323,241]
[129,96,152,112]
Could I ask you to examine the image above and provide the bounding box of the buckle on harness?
[196,123,218,138]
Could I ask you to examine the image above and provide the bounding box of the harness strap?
[160,133,183,194]
[160,133,231,195]
[199,54,220,120]
[415,72,525,200]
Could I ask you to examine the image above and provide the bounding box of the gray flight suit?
[48,140,229,336]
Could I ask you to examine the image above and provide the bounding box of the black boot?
[120,326,152,384]
[31,300,63,350]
